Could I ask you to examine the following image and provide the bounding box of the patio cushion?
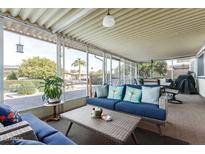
[21,113,58,141]
[107,85,124,100]
[86,98,120,110]
[115,101,166,121]
[141,86,161,104]
[0,104,22,126]
[13,139,45,145]
[94,85,108,98]
[123,86,142,103]
[42,132,75,145]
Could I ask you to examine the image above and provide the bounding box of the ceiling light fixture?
[102,9,115,28]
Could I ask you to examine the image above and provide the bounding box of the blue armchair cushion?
[0,104,22,126]
[13,139,45,145]
[107,85,124,100]
[42,132,75,145]
[94,85,108,98]
[123,86,142,103]
[115,101,166,121]
[21,113,58,141]
[141,86,160,104]
[86,98,120,110]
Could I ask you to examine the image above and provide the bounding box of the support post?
[137,63,139,79]
[110,55,112,85]
[86,46,89,96]
[123,59,126,84]
[56,35,61,77]
[102,52,105,85]
[0,19,4,104]
[171,59,174,80]
[118,60,121,85]
[130,62,132,84]
[62,37,65,102]
[104,55,107,84]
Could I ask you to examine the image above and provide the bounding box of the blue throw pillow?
[123,86,142,103]
[13,139,45,145]
[141,86,160,104]
[0,104,22,126]
[107,85,124,100]
[94,85,108,98]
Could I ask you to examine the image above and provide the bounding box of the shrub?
[8,84,21,92]
[6,71,18,80]
[16,81,37,95]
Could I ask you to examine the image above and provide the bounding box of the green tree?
[138,61,167,78]
[153,61,167,76]
[138,63,152,78]
[6,71,18,80]
[71,58,86,81]
[18,56,56,79]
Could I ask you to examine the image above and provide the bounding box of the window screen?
[197,53,204,76]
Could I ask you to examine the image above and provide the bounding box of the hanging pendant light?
[16,35,24,53]
[102,9,115,28]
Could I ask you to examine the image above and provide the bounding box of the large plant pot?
[48,98,61,104]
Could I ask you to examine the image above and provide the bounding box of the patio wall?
[20,97,86,119]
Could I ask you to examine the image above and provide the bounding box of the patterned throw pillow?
[107,85,124,100]
[123,86,142,103]
[0,104,22,126]
[141,86,161,104]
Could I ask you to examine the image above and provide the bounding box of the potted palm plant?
[41,76,64,104]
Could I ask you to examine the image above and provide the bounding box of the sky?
[4,31,103,72]
[4,30,189,73]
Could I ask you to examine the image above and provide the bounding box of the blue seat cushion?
[42,132,75,145]
[21,113,58,141]
[13,139,45,145]
[86,98,120,110]
[115,101,166,121]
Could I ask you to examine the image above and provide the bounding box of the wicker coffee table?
[61,105,141,144]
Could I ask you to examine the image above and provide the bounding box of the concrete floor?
[138,94,205,144]
[49,94,205,144]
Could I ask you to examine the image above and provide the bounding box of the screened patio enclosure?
[0,8,204,111]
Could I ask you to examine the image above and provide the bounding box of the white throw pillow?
[141,86,160,104]
[0,122,4,128]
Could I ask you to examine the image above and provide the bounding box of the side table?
[44,102,64,121]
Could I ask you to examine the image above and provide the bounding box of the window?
[120,60,125,84]
[130,62,135,84]
[88,53,103,86]
[64,48,87,100]
[197,52,204,76]
[151,60,168,79]
[106,54,111,84]
[125,61,131,84]
[138,62,151,79]
[111,57,120,85]
[173,57,195,79]
[4,31,56,111]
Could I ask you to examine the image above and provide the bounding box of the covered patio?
[0,8,205,145]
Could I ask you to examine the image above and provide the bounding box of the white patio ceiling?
[1,8,205,61]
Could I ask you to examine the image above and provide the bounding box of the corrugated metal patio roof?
[1,8,205,61]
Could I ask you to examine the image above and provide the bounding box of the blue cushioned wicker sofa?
[0,110,75,145]
[20,113,75,145]
[86,84,168,135]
